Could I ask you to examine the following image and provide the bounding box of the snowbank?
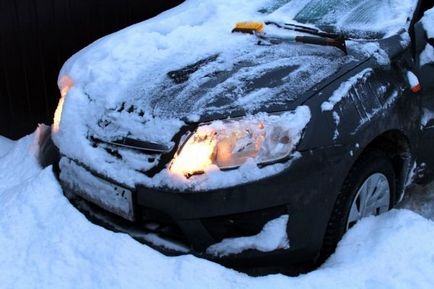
[1,130,434,289]
[0,136,14,158]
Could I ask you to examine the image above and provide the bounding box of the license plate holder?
[60,160,135,221]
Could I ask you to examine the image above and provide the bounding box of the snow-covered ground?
[1,129,434,289]
[0,136,14,158]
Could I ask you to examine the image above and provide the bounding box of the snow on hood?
[53,0,417,188]
[58,1,354,135]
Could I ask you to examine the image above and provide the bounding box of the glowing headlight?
[53,75,73,133]
[170,108,310,177]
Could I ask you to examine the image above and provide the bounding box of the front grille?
[94,136,174,153]
[89,136,165,175]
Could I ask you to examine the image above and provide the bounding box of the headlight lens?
[53,75,73,133]
[170,110,307,177]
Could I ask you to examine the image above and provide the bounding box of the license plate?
[60,159,134,221]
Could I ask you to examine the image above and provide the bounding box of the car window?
[264,0,418,39]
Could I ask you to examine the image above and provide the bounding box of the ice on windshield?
[266,0,417,38]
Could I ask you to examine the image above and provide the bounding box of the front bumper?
[58,146,345,272]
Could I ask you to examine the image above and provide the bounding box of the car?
[47,0,434,275]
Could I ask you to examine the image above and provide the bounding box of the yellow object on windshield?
[232,21,265,34]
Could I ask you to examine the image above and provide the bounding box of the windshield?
[262,0,418,39]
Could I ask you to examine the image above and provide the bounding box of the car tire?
[320,150,396,262]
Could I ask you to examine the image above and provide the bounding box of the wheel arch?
[355,129,412,204]
[319,130,412,262]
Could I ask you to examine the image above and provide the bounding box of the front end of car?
[52,72,343,272]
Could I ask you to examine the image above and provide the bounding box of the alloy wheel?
[346,173,391,230]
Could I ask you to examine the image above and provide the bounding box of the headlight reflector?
[170,108,310,177]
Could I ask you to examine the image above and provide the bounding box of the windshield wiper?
[232,21,347,55]
[264,21,347,54]
[265,21,343,40]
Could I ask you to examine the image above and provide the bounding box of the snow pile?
[207,215,290,257]
[420,7,434,66]
[1,130,434,289]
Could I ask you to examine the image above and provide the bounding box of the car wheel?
[320,151,396,262]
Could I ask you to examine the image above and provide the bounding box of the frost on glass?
[272,0,417,38]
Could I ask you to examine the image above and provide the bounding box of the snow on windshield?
[267,0,417,38]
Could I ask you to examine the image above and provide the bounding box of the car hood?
[60,44,359,142]
[99,45,356,118]
[58,22,361,141]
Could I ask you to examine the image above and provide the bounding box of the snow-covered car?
[49,0,434,274]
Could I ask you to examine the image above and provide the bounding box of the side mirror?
[428,38,434,47]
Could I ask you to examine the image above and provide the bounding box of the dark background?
[0,0,183,139]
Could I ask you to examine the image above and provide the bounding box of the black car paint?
[54,2,434,274]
